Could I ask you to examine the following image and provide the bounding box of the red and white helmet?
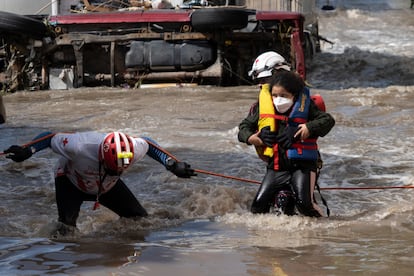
[100,132,134,174]
[248,51,291,80]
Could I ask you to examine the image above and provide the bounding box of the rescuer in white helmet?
[238,51,333,217]
[248,51,291,82]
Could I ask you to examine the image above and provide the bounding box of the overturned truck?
[0,6,318,91]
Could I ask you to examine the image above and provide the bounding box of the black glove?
[276,126,299,149]
[258,126,278,147]
[4,145,33,162]
[166,158,196,178]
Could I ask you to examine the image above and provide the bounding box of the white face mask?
[273,96,293,113]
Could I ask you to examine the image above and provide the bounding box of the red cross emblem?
[63,138,68,146]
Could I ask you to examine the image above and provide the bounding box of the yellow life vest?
[257,84,277,158]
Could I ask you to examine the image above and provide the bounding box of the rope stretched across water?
[193,168,414,191]
[1,136,412,191]
[145,140,414,191]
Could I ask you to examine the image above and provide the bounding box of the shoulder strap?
[315,154,329,216]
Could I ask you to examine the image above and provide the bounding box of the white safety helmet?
[248,51,291,80]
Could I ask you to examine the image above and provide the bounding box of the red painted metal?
[49,10,192,25]
[255,11,304,21]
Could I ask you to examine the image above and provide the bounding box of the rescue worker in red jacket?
[238,71,335,217]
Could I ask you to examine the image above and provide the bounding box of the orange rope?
[320,186,414,191]
[194,169,414,191]
[3,137,412,191]
[194,168,262,185]
[145,140,414,191]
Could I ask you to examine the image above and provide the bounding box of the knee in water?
[295,200,322,217]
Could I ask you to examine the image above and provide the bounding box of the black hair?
[269,71,305,97]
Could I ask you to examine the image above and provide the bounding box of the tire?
[0,11,47,39]
[191,8,250,32]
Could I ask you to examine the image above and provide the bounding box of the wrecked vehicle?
[0,2,319,91]
[0,12,48,91]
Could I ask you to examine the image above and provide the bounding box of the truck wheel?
[191,8,250,32]
[0,11,47,39]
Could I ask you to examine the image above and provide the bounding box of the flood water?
[1,0,414,275]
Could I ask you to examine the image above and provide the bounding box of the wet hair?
[269,71,305,97]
